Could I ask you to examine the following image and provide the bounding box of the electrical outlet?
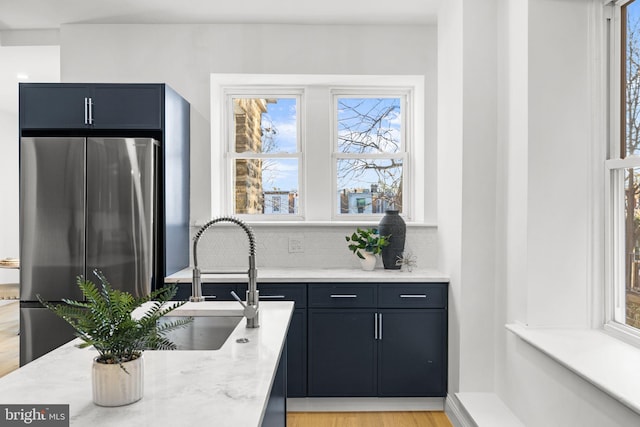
[288,236,304,253]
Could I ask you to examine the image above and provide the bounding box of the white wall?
[0,109,19,284]
[493,0,640,425]
[438,0,498,394]
[58,23,439,269]
[437,0,640,425]
[437,0,464,394]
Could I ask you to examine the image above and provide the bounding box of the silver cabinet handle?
[330,294,357,298]
[260,295,286,299]
[203,295,218,300]
[374,313,378,340]
[84,97,89,125]
[400,294,427,298]
[87,97,94,125]
[379,313,383,340]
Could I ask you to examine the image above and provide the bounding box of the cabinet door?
[20,84,91,129]
[377,309,446,397]
[308,309,377,396]
[92,85,162,129]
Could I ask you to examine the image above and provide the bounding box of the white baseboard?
[450,392,525,427]
[287,397,445,412]
[445,393,475,427]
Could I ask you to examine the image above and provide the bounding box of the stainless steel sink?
[159,315,242,350]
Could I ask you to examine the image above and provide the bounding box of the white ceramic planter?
[92,355,144,407]
[359,252,377,271]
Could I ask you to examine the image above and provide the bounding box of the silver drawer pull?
[330,294,358,298]
[400,294,427,298]
[260,295,286,299]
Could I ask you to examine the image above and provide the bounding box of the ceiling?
[0,0,441,28]
[0,0,440,114]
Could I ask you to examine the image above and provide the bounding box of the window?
[334,95,406,216]
[227,94,301,216]
[211,74,425,222]
[608,0,640,333]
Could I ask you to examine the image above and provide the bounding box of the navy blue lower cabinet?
[307,282,448,398]
[261,341,287,427]
[377,309,447,397]
[308,309,378,397]
[286,309,307,397]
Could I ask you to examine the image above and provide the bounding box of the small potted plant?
[345,227,391,271]
[38,270,192,407]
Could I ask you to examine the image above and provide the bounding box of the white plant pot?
[359,252,377,271]
[92,355,144,407]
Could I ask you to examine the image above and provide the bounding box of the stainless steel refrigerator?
[19,137,158,365]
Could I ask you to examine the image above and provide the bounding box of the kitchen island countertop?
[166,267,449,283]
[0,301,293,427]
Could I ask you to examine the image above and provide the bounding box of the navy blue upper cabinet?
[19,83,163,130]
[19,85,90,129]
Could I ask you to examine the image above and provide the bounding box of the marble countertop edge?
[165,267,449,283]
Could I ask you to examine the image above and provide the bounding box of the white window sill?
[192,219,437,228]
[506,323,640,415]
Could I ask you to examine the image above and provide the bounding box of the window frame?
[210,74,425,223]
[605,0,640,341]
[331,90,411,220]
[224,89,304,220]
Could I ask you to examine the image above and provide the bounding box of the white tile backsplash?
[191,225,437,270]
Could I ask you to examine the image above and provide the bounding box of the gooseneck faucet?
[191,216,259,328]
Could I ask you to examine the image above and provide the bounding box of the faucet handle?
[230,291,258,319]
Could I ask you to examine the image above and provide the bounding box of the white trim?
[444,394,474,427]
[287,397,444,412]
[507,323,640,416]
[453,393,526,427]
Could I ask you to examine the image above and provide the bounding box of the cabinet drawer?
[309,284,376,308]
[171,283,238,301]
[378,284,447,308]
[259,284,306,308]
[201,283,238,301]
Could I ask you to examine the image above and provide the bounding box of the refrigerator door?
[20,305,77,366]
[20,137,86,302]
[86,138,157,298]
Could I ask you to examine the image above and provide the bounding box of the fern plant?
[38,270,192,366]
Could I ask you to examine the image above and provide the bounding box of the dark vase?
[378,210,406,270]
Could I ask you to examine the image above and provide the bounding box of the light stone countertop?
[0,301,294,427]
[166,267,449,283]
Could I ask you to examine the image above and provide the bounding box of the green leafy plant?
[345,227,391,259]
[38,270,192,366]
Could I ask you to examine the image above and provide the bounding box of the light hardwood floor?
[287,411,453,427]
[0,302,453,427]
[0,300,19,378]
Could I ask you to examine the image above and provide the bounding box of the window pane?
[624,0,640,157]
[625,167,640,328]
[233,97,297,154]
[336,158,402,214]
[337,97,401,154]
[234,158,298,215]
